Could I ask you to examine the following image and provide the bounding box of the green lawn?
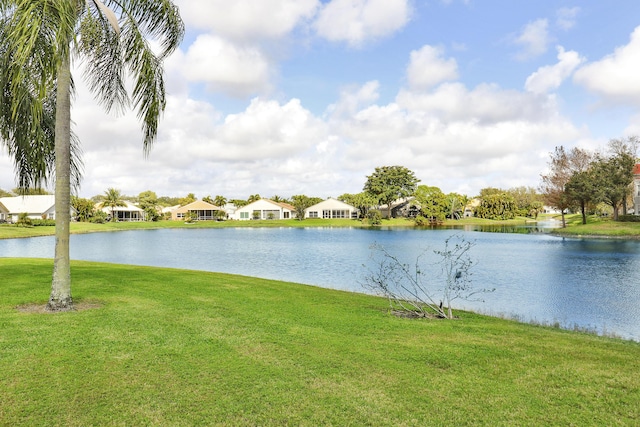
[1,258,638,426]
[549,214,640,238]
[0,216,550,240]
[0,218,382,239]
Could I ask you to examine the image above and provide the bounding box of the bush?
[16,213,32,227]
[617,215,640,222]
[89,210,108,223]
[31,219,55,226]
[365,209,382,225]
[414,215,428,226]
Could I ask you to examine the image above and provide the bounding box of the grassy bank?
[1,258,638,425]
[0,216,541,240]
[0,218,386,239]
[549,214,640,238]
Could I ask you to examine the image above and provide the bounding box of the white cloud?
[314,0,412,47]
[513,19,551,60]
[525,46,585,94]
[209,98,328,161]
[573,26,640,104]
[174,0,319,42]
[406,45,458,90]
[556,7,580,31]
[332,79,584,194]
[397,82,557,124]
[326,81,381,118]
[0,156,16,192]
[179,35,272,97]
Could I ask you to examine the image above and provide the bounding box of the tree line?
[540,136,639,226]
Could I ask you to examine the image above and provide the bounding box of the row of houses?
[0,195,359,223]
[166,198,359,222]
[3,165,640,223]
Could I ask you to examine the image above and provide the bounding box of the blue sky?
[2,0,640,200]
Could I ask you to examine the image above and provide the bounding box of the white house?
[99,201,145,222]
[0,195,61,223]
[305,198,358,219]
[232,199,295,220]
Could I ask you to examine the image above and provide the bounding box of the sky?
[2,0,640,200]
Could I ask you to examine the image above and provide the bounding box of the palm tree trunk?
[48,51,73,311]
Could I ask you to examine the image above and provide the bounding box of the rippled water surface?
[2,227,639,340]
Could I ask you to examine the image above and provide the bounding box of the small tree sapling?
[362,234,493,319]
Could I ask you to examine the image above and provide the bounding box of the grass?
[550,214,640,238]
[0,218,387,239]
[1,258,639,426]
[0,216,545,240]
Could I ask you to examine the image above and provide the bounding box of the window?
[309,211,318,218]
[336,210,348,218]
[177,213,185,219]
[323,210,331,219]
[284,212,289,219]
[240,212,249,219]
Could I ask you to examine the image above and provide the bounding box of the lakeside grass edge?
[1,257,639,425]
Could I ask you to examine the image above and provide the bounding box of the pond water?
[2,226,640,341]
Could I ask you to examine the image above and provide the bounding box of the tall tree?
[606,136,639,215]
[138,190,160,221]
[565,169,599,224]
[338,192,376,219]
[363,166,420,218]
[414,185,447,224]
[1,0,183,310]
[592,151,636,220]
[290,194,322,220]
[0,17,83,193]
[540,146,592,227]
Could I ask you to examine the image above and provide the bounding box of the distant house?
[232,199,295,220]
[170,200,221,221]
[633,164,640,215]
[378,197,419,219]
[305,198,358,219]
[463,198,481,218]
[0,204,6,222]
[99,201,145,222]
[0,195,67,223]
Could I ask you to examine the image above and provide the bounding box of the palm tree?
[213,195,227,207]
[0,0,183,310]
[99,188,127,221]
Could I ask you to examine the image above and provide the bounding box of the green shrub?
[617,214,640,222]
[365,209,382,225]
[16,213,32,227]
[90,210,108,223]
[31,219,55,227]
